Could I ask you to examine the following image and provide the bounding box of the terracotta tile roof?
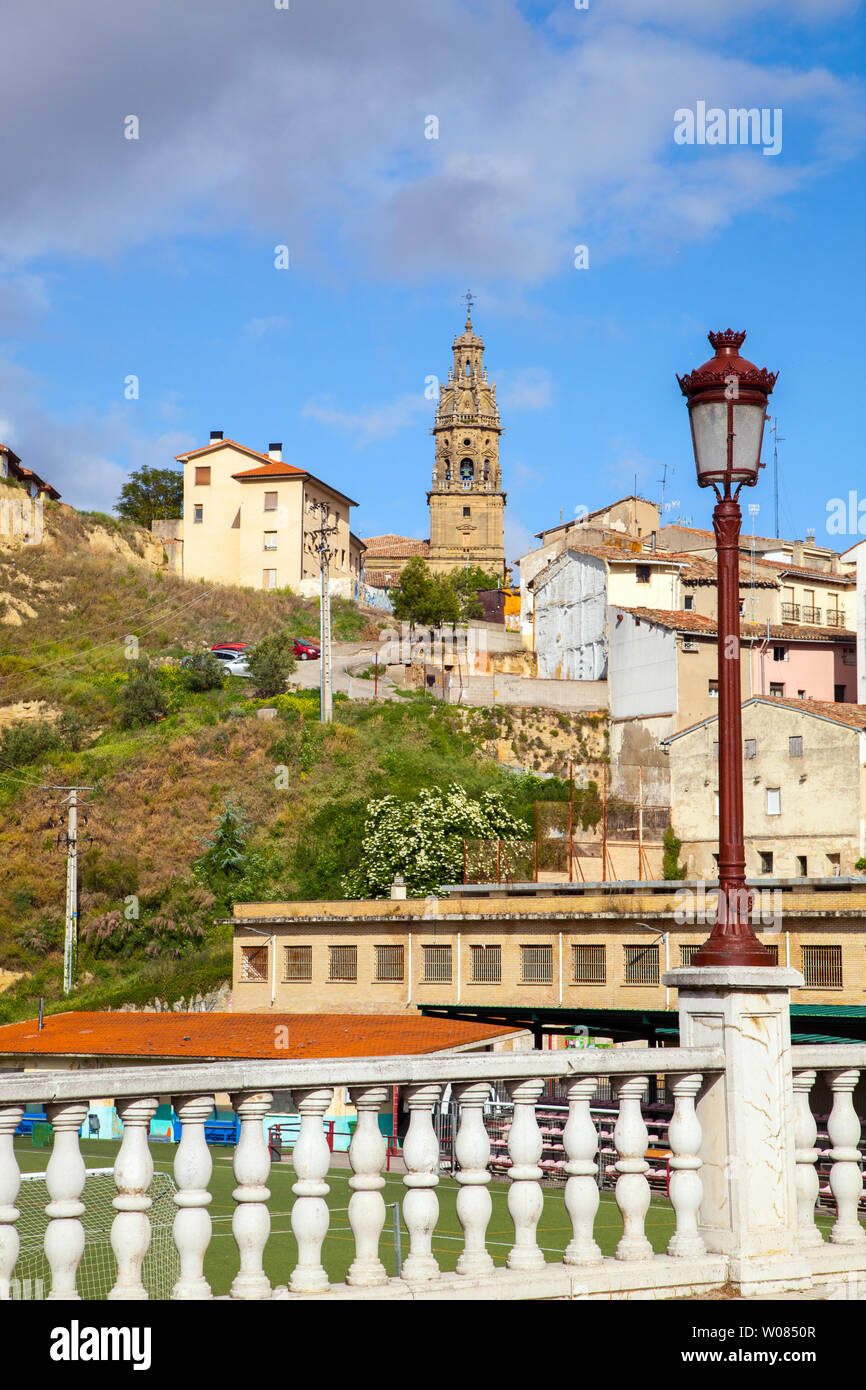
[615,606,856,642]
[176,438,278,464]
[0,1011,520,1060]
[362,535,430,558]
[753,557,855,585]
[666,696,866,742]
[231,459,306,479]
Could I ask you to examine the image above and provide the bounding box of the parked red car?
[293,638,320,661]
[210,642,249,653]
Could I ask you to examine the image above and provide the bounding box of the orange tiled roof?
[176,438,278,464]
[0,1011,520,1060]
[231,459,306,479]
[362,535,430,558]
[667,696,866,742]
[615,606,856,642]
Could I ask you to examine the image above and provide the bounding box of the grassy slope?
[0,504,610,1023]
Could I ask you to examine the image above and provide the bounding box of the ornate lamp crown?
[708,329,747,351]
[677,329,778,399]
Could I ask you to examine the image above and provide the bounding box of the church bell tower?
[427,295,506,581]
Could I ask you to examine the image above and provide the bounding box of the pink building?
[749,627,857,704]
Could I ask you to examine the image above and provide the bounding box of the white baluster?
[666,1073,704,1259]
[290,1087,334,1293]
[109,1096,158,1300]
[792,1069,822,1249]
[44,1101,89,1300]
[505,1077,545,1271]
[0,1105,23,1300]
[346,1085,388,1287]
[827,1069,865,1246]
[229,1090,273,1300]
[453,1080,494,1276]
[171,1094,214,1299]
[613,1075,652,1261]
[401,1082,442,1284]
[563,1077,602,1267]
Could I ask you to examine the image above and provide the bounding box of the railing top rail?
[791,1044,866,1070]
[0,1046,725,1106]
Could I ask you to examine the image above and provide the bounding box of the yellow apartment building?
[176,433,358,596]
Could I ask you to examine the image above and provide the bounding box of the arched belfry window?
[465,360,471,376]
[460,458,474,489]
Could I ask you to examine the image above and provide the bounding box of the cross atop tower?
[462,289,475,326]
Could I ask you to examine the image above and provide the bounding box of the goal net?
[13,1167,179,1300]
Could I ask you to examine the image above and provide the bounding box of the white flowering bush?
[342,783,528,898]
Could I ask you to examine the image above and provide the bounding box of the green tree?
[246,632,297,698]
[193,799,268,904]
[391,557,461,627]
[115,467,183,527]
[117,658,168,728]
[343,782,528,898]
[182,651,225,693]
[448,566,501,621]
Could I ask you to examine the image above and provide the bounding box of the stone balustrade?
[0,1029,864,1301]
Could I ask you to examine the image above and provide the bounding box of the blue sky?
[0,0,863,566]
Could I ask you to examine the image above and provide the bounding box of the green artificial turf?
[13,1137,836,1297]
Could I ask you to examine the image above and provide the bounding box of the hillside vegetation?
[0,501,610,1023]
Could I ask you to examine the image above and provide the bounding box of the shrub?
[662,825,688,880]
[246,632,297,698]
[0,720,61,768]
[118,658,168,728]
[181,652,225,693]
[81,850,140,900]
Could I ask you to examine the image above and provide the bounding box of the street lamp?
[677,330,778,966]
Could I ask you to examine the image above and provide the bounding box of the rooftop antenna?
[659,463,673,523]
[769,418,784,539]
[748,503,760,623]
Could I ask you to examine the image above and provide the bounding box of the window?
[463,506,471,517]
[772,645,787,662]
[763,943,780,965]
[264,491,278,511]
[460,459,474,487]
[329,945,357,981]
[623,944,659,985]
[770,683,784,697]
[422,945,452,983]
[789,736,803,757]
[375,945,404,982]
[521,945,553,984]
[827,852,841,876]
[712,741,719,761]
[635,565,651,584]
[263,569,277,590]
[834,684,846,702]
[796,855,807,877]
[766,787,781,816]
[682,638,698,653]
[802,945,842,989]
[264,532,277,551]
[470,945,501,983]
[240,945,268,983]
[709,679,719,698]
[680,944,700,966]
[759,851,774,874]
[739,599,745,616]
[193,504,203,524]
[194,466,211,486]
[572,944,606,984]
[712,853,720,874]
[284,946,312,981]
[744,738,756,759]
[798,690,806,700]
[684,594,694,611]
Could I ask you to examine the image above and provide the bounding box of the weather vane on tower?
[462,289,475,322]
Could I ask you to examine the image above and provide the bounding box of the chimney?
[210,430,223,442]
[268,442,282,461]
[792,540,804,566]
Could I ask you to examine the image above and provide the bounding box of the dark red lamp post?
[677,330,778,966]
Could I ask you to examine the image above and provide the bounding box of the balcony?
[781,603,801,622]
[2,1007,865,1301]
[826,610,847,628]
[801,606,822,625]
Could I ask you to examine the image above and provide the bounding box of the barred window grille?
[572,944,606,984]
[802,945,842,988]
[680,944,700,966]
[375,945,404,982]
[763,943,779,965]
[623,944,659,985]
[241,945,268,983]
[422,945,452,983]
[470,945,501,984]
[521,945,553,984]
[329,945,357,982]
[284,946,312,982]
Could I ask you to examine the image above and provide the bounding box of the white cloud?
[243,315,290,339]
[302,392,429,444]
[496,368,553,412]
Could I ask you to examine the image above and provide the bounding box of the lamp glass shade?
[690,399,766,487]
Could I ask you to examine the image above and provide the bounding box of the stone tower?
[427,305,506,581]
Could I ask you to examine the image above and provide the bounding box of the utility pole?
[770,418,784,539]
[47,786,93,995]
[305,500,338,723]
